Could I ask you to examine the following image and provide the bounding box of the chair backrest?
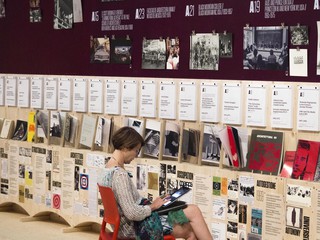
[98,184,121,239]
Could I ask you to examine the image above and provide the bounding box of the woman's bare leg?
[182,204,211,240]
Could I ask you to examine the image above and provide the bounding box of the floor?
[0,211,100,240]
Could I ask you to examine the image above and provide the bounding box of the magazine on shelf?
[0,119,14,139]
[144,119,161,158]
[181,127,200,163]
[123,117,144,136]
[94,116,113,148]
[36,110,49,139]
[247,129,284,175]
[163,121,180,159]
[201,124,222,165]
[79,114,97,148]
[280,151,295,178]
[27,111,36,142]
[11,120,27,141]
[291,139,320,181]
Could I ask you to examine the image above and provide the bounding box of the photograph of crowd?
[110,38,132,64]
[190,33,219,70]
[290,25,309,45]
[141,39,166,69]
[243,26,288,71]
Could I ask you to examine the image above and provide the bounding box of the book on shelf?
[94,116,113,148]
[291,139,320,181]
[163,121,180,159]
[64,113,73,142]
[36,110,49,139]
[280,151,295,178]
[247,129,284,175]
[181,127,200,163]
[0,118,4,134]
[0,119,14,139]
[27,111,36,142]
[218,126,246,168]
[12,120,28,141]
[79,114,97,148]
[49,111,62,138]
[143,119,161,158]
[201,124,222,165]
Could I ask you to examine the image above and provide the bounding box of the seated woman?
[99,126,212,240]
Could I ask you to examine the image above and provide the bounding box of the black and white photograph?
[123,117,144,137]
[182,128,199,160]
[49,111,62,138]
[227,199,238,220]
[110,37,132,64]
[159,163,167,196]
[286,206,302,229]
[243,26,289,71]
[141,39,166,69]
[53,0,73,29]
[219,32,233,58]
[144,129,161,158]
[286,184,311,207]
[1,183,8,195]
[166,178,178,194]
[30,0,41,23]
[12,120,28,141]
[202,124,221,164]
[227,221,238,234]
[163,121,180,158]
[239,175,255,204]
[136,164,147,191]
[0,0,5,18]
[238,204,247,224]
[190,33,219,70]
[90,36,110,63]
[19,164,25,178]
[166,37,180,70]
[290,25,309,45]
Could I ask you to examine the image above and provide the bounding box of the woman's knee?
[183,204,202,218]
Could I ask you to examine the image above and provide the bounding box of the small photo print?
[286,206,302,229]
[290,25,309,45]
[166,37,180,70]
[142,39,166,69]
[190,33,219,70]
[219,32,233,58]
[90,36,110,63]
[110,38,132,64]
[0,0,5,18]
[53,0,73,29]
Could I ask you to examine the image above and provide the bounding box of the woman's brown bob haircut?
[112,126,145,150]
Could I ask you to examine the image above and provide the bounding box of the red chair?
[98,184,175,240]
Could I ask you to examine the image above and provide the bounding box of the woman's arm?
[112,170,151,221]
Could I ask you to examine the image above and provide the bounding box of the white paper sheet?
[31,76,43,109]
[222,83,242,125]
[289,48,308,77]
[105,79,120,115]
[17,76,30,108]
[271,84,293,129]
[88,78,103,113]
[58,77,72,111]
[297,86,320,131]
[245,84,267,127]
[0,75,4,106]
[159,81,176,119]
[73,78,87,112]
[139,80,156,118]
[121,79,138,116]
[179,81,197,121]
[44,77,58,110]
[5,75,17,107]
[200,82,219,123]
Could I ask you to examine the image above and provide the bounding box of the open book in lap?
[155,186,191,215]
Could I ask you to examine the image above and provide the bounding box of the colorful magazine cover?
[247,129,284,175]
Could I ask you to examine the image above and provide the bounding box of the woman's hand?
[150,195,170,211]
